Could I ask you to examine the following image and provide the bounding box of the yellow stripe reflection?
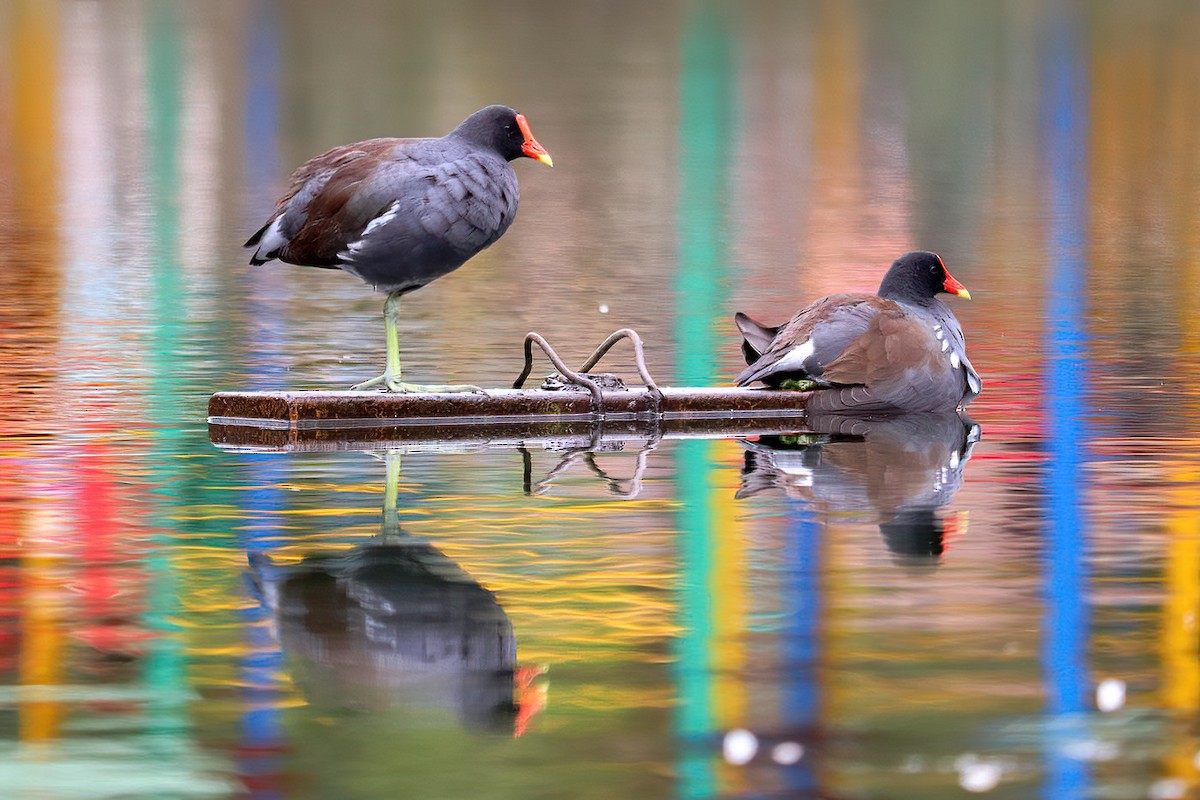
[1165,465,1200,790]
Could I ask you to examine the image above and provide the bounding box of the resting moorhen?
[735,251,982,414]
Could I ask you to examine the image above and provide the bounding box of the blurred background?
[1,1,1198,798]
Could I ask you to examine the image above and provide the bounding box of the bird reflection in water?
[737,412,981,563]
[248,452,544,735]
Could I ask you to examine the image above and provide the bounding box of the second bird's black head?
[452,105,554,166]
[877,250,972,304]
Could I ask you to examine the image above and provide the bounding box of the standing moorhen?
[245,105,553,393]
[734,251,982,414]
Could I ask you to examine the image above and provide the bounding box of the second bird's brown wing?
[821,304,943,384]
[735,294,879,387]
[808,304,960,413]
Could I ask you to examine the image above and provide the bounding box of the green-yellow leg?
[380,450,403,539]
[778,378,819,392]
[350,292,485,393]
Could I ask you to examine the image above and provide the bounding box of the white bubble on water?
[722,729,758,765]
[1061,738,1119,762]
[956,754,1002,793]
[1096,678,1126,712]
[1148,778,1187,800]
[960,763,1001,793]
[771,742,804,765]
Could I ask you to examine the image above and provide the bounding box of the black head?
[450,105,553,166]
[877,251,971,304]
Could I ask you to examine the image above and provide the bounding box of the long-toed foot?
[349,374,488,394]
[350,292,488,394]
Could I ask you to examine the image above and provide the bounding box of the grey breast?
[931,304,982,404]
[336,146,520,294]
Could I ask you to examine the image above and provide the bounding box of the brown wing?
[280,139,415,266]
[770,294,876,354]
[245,138,413,266]
[734,294,880,387]
[809,304,963,413]
[821,303,943,385]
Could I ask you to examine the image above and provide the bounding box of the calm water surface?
[2,2,1199,798]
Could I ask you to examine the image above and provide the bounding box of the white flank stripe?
[363,200,402,237]
[773,339,816,373]
[256,213,288,256]
[941,339,950,352]
[951,352,961,368]
[340,201,403,262]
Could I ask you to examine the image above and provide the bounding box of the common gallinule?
[737,411,981,563]
[249,541,518,730]
[735,251,982,413]
[245,105,553,392]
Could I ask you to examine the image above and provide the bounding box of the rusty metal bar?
[209,313,816,452]
[208,327,814,451]
[208,387,808,428]
[207,386,817,452]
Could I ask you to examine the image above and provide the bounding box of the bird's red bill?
[943,272,971,300]
[516,113,553,166]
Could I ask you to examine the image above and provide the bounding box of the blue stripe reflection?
[1040,6,1092,799]
[782,499,820,794]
